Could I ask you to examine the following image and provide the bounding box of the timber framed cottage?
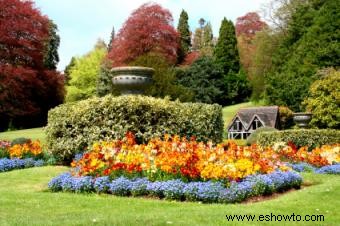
[227,106,280,139]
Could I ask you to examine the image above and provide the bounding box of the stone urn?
[111,66,154,95]
[293,112,312,128]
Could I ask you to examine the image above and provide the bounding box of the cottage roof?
[227,106,279,130]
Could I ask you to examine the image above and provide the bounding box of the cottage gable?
[227,106,279,139]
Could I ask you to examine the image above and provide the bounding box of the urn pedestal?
[111,66,154,95]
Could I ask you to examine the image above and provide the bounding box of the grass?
[0,127,45,143]
[0,166,339,225]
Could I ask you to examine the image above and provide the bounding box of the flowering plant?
[8,140,43,159]
[273,142,339,167]
[71,133,288,182]
[0,140,11,158]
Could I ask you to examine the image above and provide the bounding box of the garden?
[1,0,339,225]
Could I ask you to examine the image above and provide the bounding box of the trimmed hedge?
[46,95,223,162]
[257,129,340,148]
[246,127,278,145]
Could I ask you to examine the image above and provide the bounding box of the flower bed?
[0,139,46,172]
[48,170,302,203]
[70,133,289,182]
[48,133,339,203]
[272,142,339,167]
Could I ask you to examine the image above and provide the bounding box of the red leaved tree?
[0,0,64,130]
[235,12,267,79]
[107,3,179,66]
[236,12,267,39]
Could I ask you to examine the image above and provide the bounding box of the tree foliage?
[107,26,115,52]
[303,69,340,129]
[236,12,268,38]
[177,56,223,104]
[213,17,250,105]
[66,41,106,102]
[63,56,76,85]
[177,9,191,63]
[265,0,340,111]
[130,52,193,102]
[43,20,60,70]
[107,3,179,66]
[192,19,214,55]
[235,12,267,79]
[214,18,240,74]
[0,0,64,130]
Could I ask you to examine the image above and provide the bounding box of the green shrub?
[257,129,340,149]
[303,68,340,129]
[278,106,294,129]
[46,95,223,163]
[246,127,278,145]
[11,137,31,146]
[0,148,9,158]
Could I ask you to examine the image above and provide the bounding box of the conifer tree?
[107,26,115,52]
[44,20,60,70]
[214,17,240,74]
[177,9,191,63]
[214,18,250,105]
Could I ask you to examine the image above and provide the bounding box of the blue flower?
[109,176,131,196]
[316,164,340,174]
[0,158,45,172]
[94,176,110,193]
[130,177,149,196]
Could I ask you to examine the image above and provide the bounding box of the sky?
[33,0,270,71]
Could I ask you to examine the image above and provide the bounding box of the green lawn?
[0,167,339,225]
[0,127,45,143]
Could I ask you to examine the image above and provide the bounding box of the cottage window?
[252,117,263,130]
[233,119,242,131]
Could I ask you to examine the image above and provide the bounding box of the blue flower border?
[0,158,45,172]
[48,171,302,204]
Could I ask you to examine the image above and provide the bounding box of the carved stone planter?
[111,66,154,95]
[293,112,312,128]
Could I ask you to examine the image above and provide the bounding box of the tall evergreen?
[44,20,60,70]
[214,17,240,74]
[64,57,76,85]
[107,26,115,52]
[214,18,250,105]
[177,10,191,63]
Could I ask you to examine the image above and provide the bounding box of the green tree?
[214,17,240,74]
[130,52,193,102]
[64,57,76,85]
[250,28,282,101]
[265,0,340,111]
[192,19,214,55]
[177,56,223,104]
[214,18,250,105]
[303,68,340,129]
[192,27,203,51]
[66,40,107,102]
[43,20,60,70]
[177,10,191,63]
[96,60,120,97]
[201,22,214,56]
[107,26,115,52]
